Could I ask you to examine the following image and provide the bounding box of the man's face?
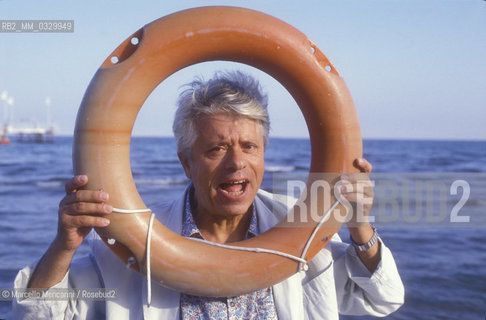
[179,113,265,219]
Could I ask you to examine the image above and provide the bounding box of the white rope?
[187,237,308,265]
[187,199,340,272]
[108,207,154,310]
[111,199,340,309]
[146,213,155,308]
[298,200,339,271]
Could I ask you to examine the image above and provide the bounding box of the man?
[13,71,404,319]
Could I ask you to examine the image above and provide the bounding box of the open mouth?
[219,179,249,196]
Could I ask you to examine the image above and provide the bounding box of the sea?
[0,137,485,319]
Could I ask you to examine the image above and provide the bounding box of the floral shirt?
[180,186,278,320]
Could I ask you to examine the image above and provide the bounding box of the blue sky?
[1,0,485,140]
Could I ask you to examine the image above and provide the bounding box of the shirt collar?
[181,184,258,239]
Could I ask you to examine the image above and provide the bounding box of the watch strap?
[350,225,378,252]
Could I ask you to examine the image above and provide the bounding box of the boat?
[0,135,10,144]
[0,127,10,144]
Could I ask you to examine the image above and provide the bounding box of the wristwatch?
[350,225,378,252]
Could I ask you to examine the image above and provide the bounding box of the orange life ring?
[73,6,362,297]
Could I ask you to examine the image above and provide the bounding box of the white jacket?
[13,189,404,319]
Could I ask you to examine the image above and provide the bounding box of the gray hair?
[173,71,270,156]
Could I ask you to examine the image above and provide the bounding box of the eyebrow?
[202,136,259,148]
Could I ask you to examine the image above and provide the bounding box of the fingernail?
[104,205,113,213]
[101,218,110,226]
[78,175,87,183]
[100,192,109,201]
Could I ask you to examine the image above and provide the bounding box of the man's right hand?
[27,175,112,289]
[55,175,112,252]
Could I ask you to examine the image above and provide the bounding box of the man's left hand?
[339,157,380,272]
[338,158,374,227]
